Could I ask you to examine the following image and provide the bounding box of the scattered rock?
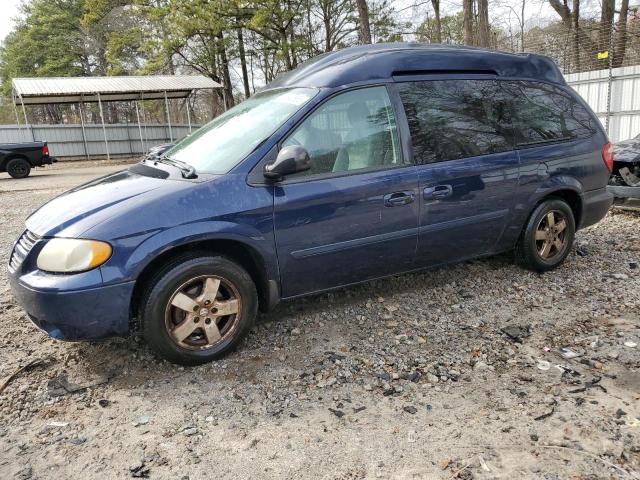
[133,415,151,427]
[559,348,581,359]
[473,361,489,371]
[129,461,150,478]
[500,325,531,343]
[576,245,589,257]
[14,465,32,480]
[47,373,108,397]
[610,273,629,280]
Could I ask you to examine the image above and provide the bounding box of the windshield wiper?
[155,156,197,179]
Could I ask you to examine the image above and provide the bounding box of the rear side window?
[397,80,514,164]
[502,81,597,146]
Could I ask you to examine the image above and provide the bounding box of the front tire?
[140,255,257,365]
[515,198,576,272]
[7,158,31,178]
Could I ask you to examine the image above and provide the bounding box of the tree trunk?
[520,0,525,51]
[431,0,442,43]
[477,0,490,47]
[237,27,251,99]
[281,29,293,70]
[599,0,614,54]
[572,0,580,70]
[613,0,630,67]
[217,34,234,109]
[323,0,332,53]
[463,0,474,46]
[324,15,332,52]
[355,0,372,44]
[289,22,298,68]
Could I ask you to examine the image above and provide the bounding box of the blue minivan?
[8,44,613,365]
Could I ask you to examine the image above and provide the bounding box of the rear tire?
[6,158,31,179]
[515,198,575,272]
[139,254,258,365]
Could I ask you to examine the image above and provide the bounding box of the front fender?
[99,220,278,286]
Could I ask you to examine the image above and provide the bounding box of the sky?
[1,0,21,44]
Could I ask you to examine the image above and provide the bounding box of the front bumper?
[9,274,134,341]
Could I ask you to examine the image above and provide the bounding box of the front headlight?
[37,238,112,273]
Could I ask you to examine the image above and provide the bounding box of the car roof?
[267,43,566,89]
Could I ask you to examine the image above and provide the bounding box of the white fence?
[565,64,640,142]
[0,123,200,159]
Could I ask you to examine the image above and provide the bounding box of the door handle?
[384,191,415,207]
[423,185,453,200]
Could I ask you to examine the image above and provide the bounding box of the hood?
[26,168,187,237]
[614,137,640,163]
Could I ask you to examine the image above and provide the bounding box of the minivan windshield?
[164,87,318,174]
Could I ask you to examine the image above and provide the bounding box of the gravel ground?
[0,162,639,480]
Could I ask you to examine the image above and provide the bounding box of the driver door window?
[282,86,403,178]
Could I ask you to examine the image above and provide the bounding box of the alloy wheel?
[534,210,568,260]
[165,275,241,350]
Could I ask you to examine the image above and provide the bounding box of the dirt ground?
[0,161,638,480]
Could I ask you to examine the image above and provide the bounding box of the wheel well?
[545,189,582,228]
[129,239,271,331]
[1,154,29,171]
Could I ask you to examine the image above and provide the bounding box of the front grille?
[8,230,39,273]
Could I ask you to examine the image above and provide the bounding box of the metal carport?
[11,75,221,160]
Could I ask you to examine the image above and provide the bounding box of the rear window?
[502,81,597,146]
[397,80,514,164]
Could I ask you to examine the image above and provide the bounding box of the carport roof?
[12,75,221,105]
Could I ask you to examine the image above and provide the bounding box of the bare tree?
[237,27,251,98]
[599,0,614,52]
[572,0,580,69]
[463,0,474,45]
[430,0,442,43]
[217,33,234,109]
[548,0,598,65]
[477,0,490,47]
[314,0,358,52]
[613,0,630,67]
[355,0,372,43]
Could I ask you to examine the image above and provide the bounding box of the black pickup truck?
[0,142,56,179]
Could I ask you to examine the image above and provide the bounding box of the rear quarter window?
[502,81,597,146]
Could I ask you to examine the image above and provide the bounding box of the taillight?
[42,144,49,157]
[601,142,614,173]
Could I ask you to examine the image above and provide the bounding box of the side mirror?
[264,145,311,180]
